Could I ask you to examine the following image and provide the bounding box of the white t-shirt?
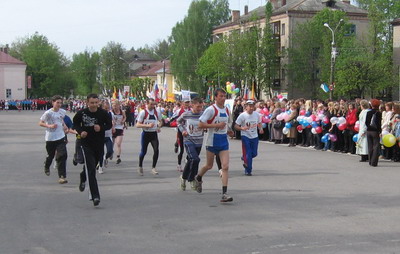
[137,108,161,132]
[112,111,124,130]
[235,111,261,139]
[199,104,230,147]
[40,108,66,141]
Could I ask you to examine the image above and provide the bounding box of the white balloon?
[318,114,325,120]
[282,127,289,135]
[311,128,317,135]
[307,117,313,123]
[330,117,338,124]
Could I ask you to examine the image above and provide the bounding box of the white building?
[0,48,27,100]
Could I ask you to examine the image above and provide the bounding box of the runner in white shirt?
[194,88,234,203]
[234,100,263,176]
[39,95,69,184]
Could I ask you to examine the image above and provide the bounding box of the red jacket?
[346,109,357,132]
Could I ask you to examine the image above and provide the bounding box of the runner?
[234,100,263,176]
[136,98,162,176]
[195,88,234,202]
[111,100,126,165]
[98,100,114,174]
[73,93,112,206]
[39,95,69,184]
[170,99,191,172]
[177,97,204,191]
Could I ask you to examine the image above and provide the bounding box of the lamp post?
[324,19,343,100]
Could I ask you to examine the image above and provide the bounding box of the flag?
[118,89,123,100]
[320,83,329,93]
[181,90,191,102]
[251,82,255,100]
[243,85,249,100]
[113,87,117,99]
[153,83,159,102]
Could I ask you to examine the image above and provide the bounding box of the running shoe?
[79,181,85,192]
[241,156,248,169]
[151,168,159,175]
[116,158,121,164]
[44,167,50,176]
[220,193,233,203]
[137,167,144,176]
[180,176,186,191]
[93,198,100,207]
[194,176,202,193]
[190,181,196,191]
[98,166,104,174]
[72,159,78,166]
[58,177,68,184]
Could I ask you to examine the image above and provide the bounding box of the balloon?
[284,114,291,122]
[282,127,289,135]
[338,117,346,125]
[329,134,337,142]
[311,128,317,135]
[231,83,235,89]
[330,117,338,125]
[311,121,319,128]
[263,108,269,115]
[338,123,347,131]
[297,125,303,132]
[311,114,317,121]
[318,114,325,120]
[299,109,306,116]
[262,116,269,123]
[315,126,323,134]
[285,122,292,129]
[262,123,267,128]
[233,88,240,93]
[226,84,232,93]
[352,134,359,143]
[382,134,396,147]
[276,114,284,121]
[302,121,310,128]
[354,121,360,132]
[321,135,329,143]
[306,117,313,123]
[323,117,329,124]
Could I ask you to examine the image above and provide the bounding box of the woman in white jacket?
[356,100,370,162]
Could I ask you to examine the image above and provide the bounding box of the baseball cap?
[246,100,255,105]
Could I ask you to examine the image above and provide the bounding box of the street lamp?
[323,19,343,100]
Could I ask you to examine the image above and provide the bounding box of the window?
[6,89,11,99]
[273,22,280,35]
[345,24,356,36]
[281,23,285,35]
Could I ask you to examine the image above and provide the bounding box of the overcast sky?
[0,0,265,58]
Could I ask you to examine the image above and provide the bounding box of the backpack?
[207,105,230,124]
[370,112,377,129]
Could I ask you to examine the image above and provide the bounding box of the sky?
[0,0,265,58]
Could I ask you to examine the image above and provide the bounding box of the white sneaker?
[151,168,159,175]
[98,166,104,174]
[138,167,144,176]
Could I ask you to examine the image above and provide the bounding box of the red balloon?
[299,109,306,116]
[311,114,317,121]
[323,117,329,124]
[315,126,323,134]
[354,124,360,132]
[297,125,303,131]
[338,123,347,131]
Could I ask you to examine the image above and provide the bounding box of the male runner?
[234,100,263,176]
[39,95,69,184]
[73,94,112,206]
[177,97,204,191]
[136,98,162,176]
[195,88,234,202]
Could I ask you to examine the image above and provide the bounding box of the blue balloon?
[262,123,267,128]
[311,121,319,128]
[321,136,328,143]
[302,121,310,127]
[285,122,292,129]
[353,134,359,142]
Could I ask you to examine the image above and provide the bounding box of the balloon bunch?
[276,111,292,135]
[321,133,337,143]
[296,114,325,134]
[226,82,240,94]
[330,116,347,130]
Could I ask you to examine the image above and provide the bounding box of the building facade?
[0,49,27,100]
[212,0,369,99]
[392,18,400,101]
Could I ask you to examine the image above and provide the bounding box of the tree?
[170,0,230,93]
[70,50,100,95]
[100,41,126,88]
[9,32,69,98]
[196,41,228,87]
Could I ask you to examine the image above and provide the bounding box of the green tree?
[170,0,230,93]
[70,50,100,95]
[196,41,228,87]
[100,41,126,88]
[9,32,68,97]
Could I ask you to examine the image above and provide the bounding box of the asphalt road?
[1,110,400,254]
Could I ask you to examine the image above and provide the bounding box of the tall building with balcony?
[212,0,369,99]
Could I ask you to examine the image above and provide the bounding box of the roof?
[0,51,26,65]
[134,60,171,77]
[214,0,368,30]
[392,18,400,26]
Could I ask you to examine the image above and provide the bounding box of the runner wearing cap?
[234,100,263,176]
